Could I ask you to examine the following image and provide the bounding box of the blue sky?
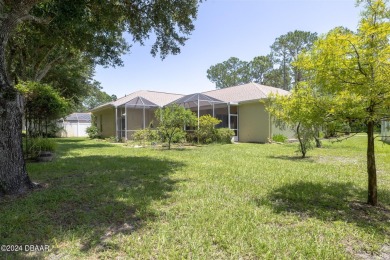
[94,0,362,98]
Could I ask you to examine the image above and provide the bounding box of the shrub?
[196,115,221,144]
[105,136,118,143]
[86,125,100,139]
[272,134,288,143]
[29,137,57,158]
[133,128,160,145]
[185,132,197,143]
[216,128,235,144]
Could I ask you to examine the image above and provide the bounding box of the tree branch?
[346,39,368,78]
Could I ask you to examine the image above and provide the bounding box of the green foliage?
[82,82,115,111]
[270,30,318,90]
[207,57,250,89]
[133,128,160,146]
[267,83,327,157]
[29,137,57,158]
[16,81,70,137]
[155,104,197,149]
[293,0,390,205]
[249,55,274,85]
[196,115,222,144]
[206,55,285,89]
[105,136,118,143]
[216,128,235,144]
[272,134,288,143]
[86,126,101,139]
[17,81,69,121]
[296,124,315,157]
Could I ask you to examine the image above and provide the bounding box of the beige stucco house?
[91,83,294,143]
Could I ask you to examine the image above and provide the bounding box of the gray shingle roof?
[203,82,290,103]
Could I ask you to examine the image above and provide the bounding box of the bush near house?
[272,134,288,143]
[196,115,222,144]
[86,125,101,139]
[216,128,235,144]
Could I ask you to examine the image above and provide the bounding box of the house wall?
[94,108,115,137]
[271,120,296,139]
[238,102,270,143]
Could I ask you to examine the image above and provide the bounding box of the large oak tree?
[0,0,202,196]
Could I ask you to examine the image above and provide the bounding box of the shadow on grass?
[257,181,390,236]
[267,155,315,163]
[0,139,186,258]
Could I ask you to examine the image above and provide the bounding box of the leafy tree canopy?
[270,30,318,89]
[278,0,390,205]
[16,81,69,120]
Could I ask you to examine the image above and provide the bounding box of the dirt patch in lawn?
[316,156,362,165]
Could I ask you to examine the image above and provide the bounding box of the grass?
[0,136,389,259]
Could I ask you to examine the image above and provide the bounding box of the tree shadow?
[257,181,390,237]
[0,139,186,258]
[267,155,315,163]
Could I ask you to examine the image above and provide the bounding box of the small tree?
[294,0,390,205]
[155,104,197,149]
[267,83,329,158]
[196,115,221,143]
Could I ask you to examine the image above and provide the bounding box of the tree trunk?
[0,91,35,196]
[366,120,377,206]
[297,122,306,158]
[314,127,322,148]
[0,1,40,195]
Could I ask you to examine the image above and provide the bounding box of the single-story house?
[91,83,295,143]
[381,119,389,143]
[58,113,92,137]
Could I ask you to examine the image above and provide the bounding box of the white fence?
[58,122,91,137]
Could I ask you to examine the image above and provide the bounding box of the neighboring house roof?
[63,113,91,122]
[203,82,290,103]
[91,90,184,112]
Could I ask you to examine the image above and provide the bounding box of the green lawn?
[1,136,389,259]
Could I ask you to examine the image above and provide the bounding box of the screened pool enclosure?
[113,93,238,141]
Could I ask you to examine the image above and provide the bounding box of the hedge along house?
[91,83,294,143]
